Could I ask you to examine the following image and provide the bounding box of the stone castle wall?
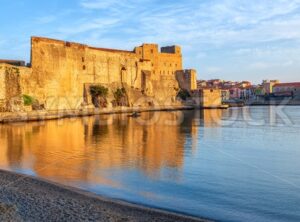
[30,37,139,110]
[191,89,222,107]
[0,64,31,112]
[176,69,197,91]
[28,37,184,110]
[1,37,196,112]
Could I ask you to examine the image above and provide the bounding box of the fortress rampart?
[0,37,197,112]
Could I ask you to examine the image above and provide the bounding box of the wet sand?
[0,170,211,222]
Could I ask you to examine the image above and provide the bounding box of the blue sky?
[1,0,300,83]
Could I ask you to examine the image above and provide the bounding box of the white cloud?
[3,0,300,81]
[205,66,222,73]
[249,60,296,69]
[80,0,118,9]
[282,60,294,67]
[80,0,140,10]
[74,0,300,47]
[35,15,57,24]
[250,62,271,69]
[74,0,300,82]
[57,18,120,36]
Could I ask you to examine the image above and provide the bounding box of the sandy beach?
[0,170,211,222]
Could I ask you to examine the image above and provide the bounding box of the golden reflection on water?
[0,110,224,186]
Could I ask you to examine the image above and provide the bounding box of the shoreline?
[0,106,194,124]
[0,105,228,124]
[1,104,299,124]
[0,169,212,222]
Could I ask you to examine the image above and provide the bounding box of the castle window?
[151,49,154,54]
[82,57,85,62]
[83,65,86,70]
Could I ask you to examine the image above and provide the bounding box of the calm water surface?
[1,107,300,221]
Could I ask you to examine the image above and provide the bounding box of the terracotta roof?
[241,86,254,89]
[197,86,219,90]
[274,82,300,87]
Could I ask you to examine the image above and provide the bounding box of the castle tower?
[176,69,197,91]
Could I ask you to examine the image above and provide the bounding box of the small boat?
[128,112,141,118]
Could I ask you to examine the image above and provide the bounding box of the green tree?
[90,85,109,108]
[114,88,126,102]
[89,85,109,98]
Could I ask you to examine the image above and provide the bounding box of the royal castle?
[0,37,199,112]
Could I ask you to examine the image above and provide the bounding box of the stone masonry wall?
[134,44,182,105]
[30,37,140,110]
[29,37,184,110]
[191,89,222,107]
[0,37,194,112]
[201,89,222,107]
[176,69,197,91]
[0,66,6,111]
[0,64,31,112]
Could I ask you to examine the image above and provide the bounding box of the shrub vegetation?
[89,85,109,98]
[177,90,191,101]
[22,95,35,106]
